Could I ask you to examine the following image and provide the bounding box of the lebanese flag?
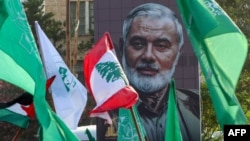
[83,32,138,124]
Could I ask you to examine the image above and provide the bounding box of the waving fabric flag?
[0,0,78,140]
[83,32,138,124]
[35,21,87,130]
[177,0,248,128]
[0,92,34,128]
[165,80,182,141]
[0,74,54,130]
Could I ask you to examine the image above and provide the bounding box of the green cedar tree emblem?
[96,61,128,85]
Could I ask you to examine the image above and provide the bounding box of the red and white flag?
[83,32,138,124]
[35,21,87,129]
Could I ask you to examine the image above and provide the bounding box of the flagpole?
[72,0,80,75]
[66,0,71,70]
[129,107,148,141]
[11,128,22,141]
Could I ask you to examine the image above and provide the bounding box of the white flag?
[35,21,87,129]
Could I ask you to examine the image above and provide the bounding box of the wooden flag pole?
[129,107,148,141]
[66,0,71,70]
[11,127,22,141]
[72,0,80,75]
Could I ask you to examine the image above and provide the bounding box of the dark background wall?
[94,0,199,90]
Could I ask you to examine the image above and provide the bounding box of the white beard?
[122,53,179,94]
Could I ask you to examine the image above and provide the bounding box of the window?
[70,0,94,35]
[89,1,94,32]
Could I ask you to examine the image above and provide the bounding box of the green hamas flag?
[165,80,182,141]
[118,106,147,141]
[0,0,78,140]
[177,0,248,128]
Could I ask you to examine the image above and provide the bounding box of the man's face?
[122,15,180,93]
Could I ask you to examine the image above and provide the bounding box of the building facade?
[44,0,94,34]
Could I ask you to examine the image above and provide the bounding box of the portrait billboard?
[93,0,200,141]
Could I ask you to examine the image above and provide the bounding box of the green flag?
[165,80,182,141]
[118,106,147,141]
[0,0,78,140]
[177,0,248,129]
